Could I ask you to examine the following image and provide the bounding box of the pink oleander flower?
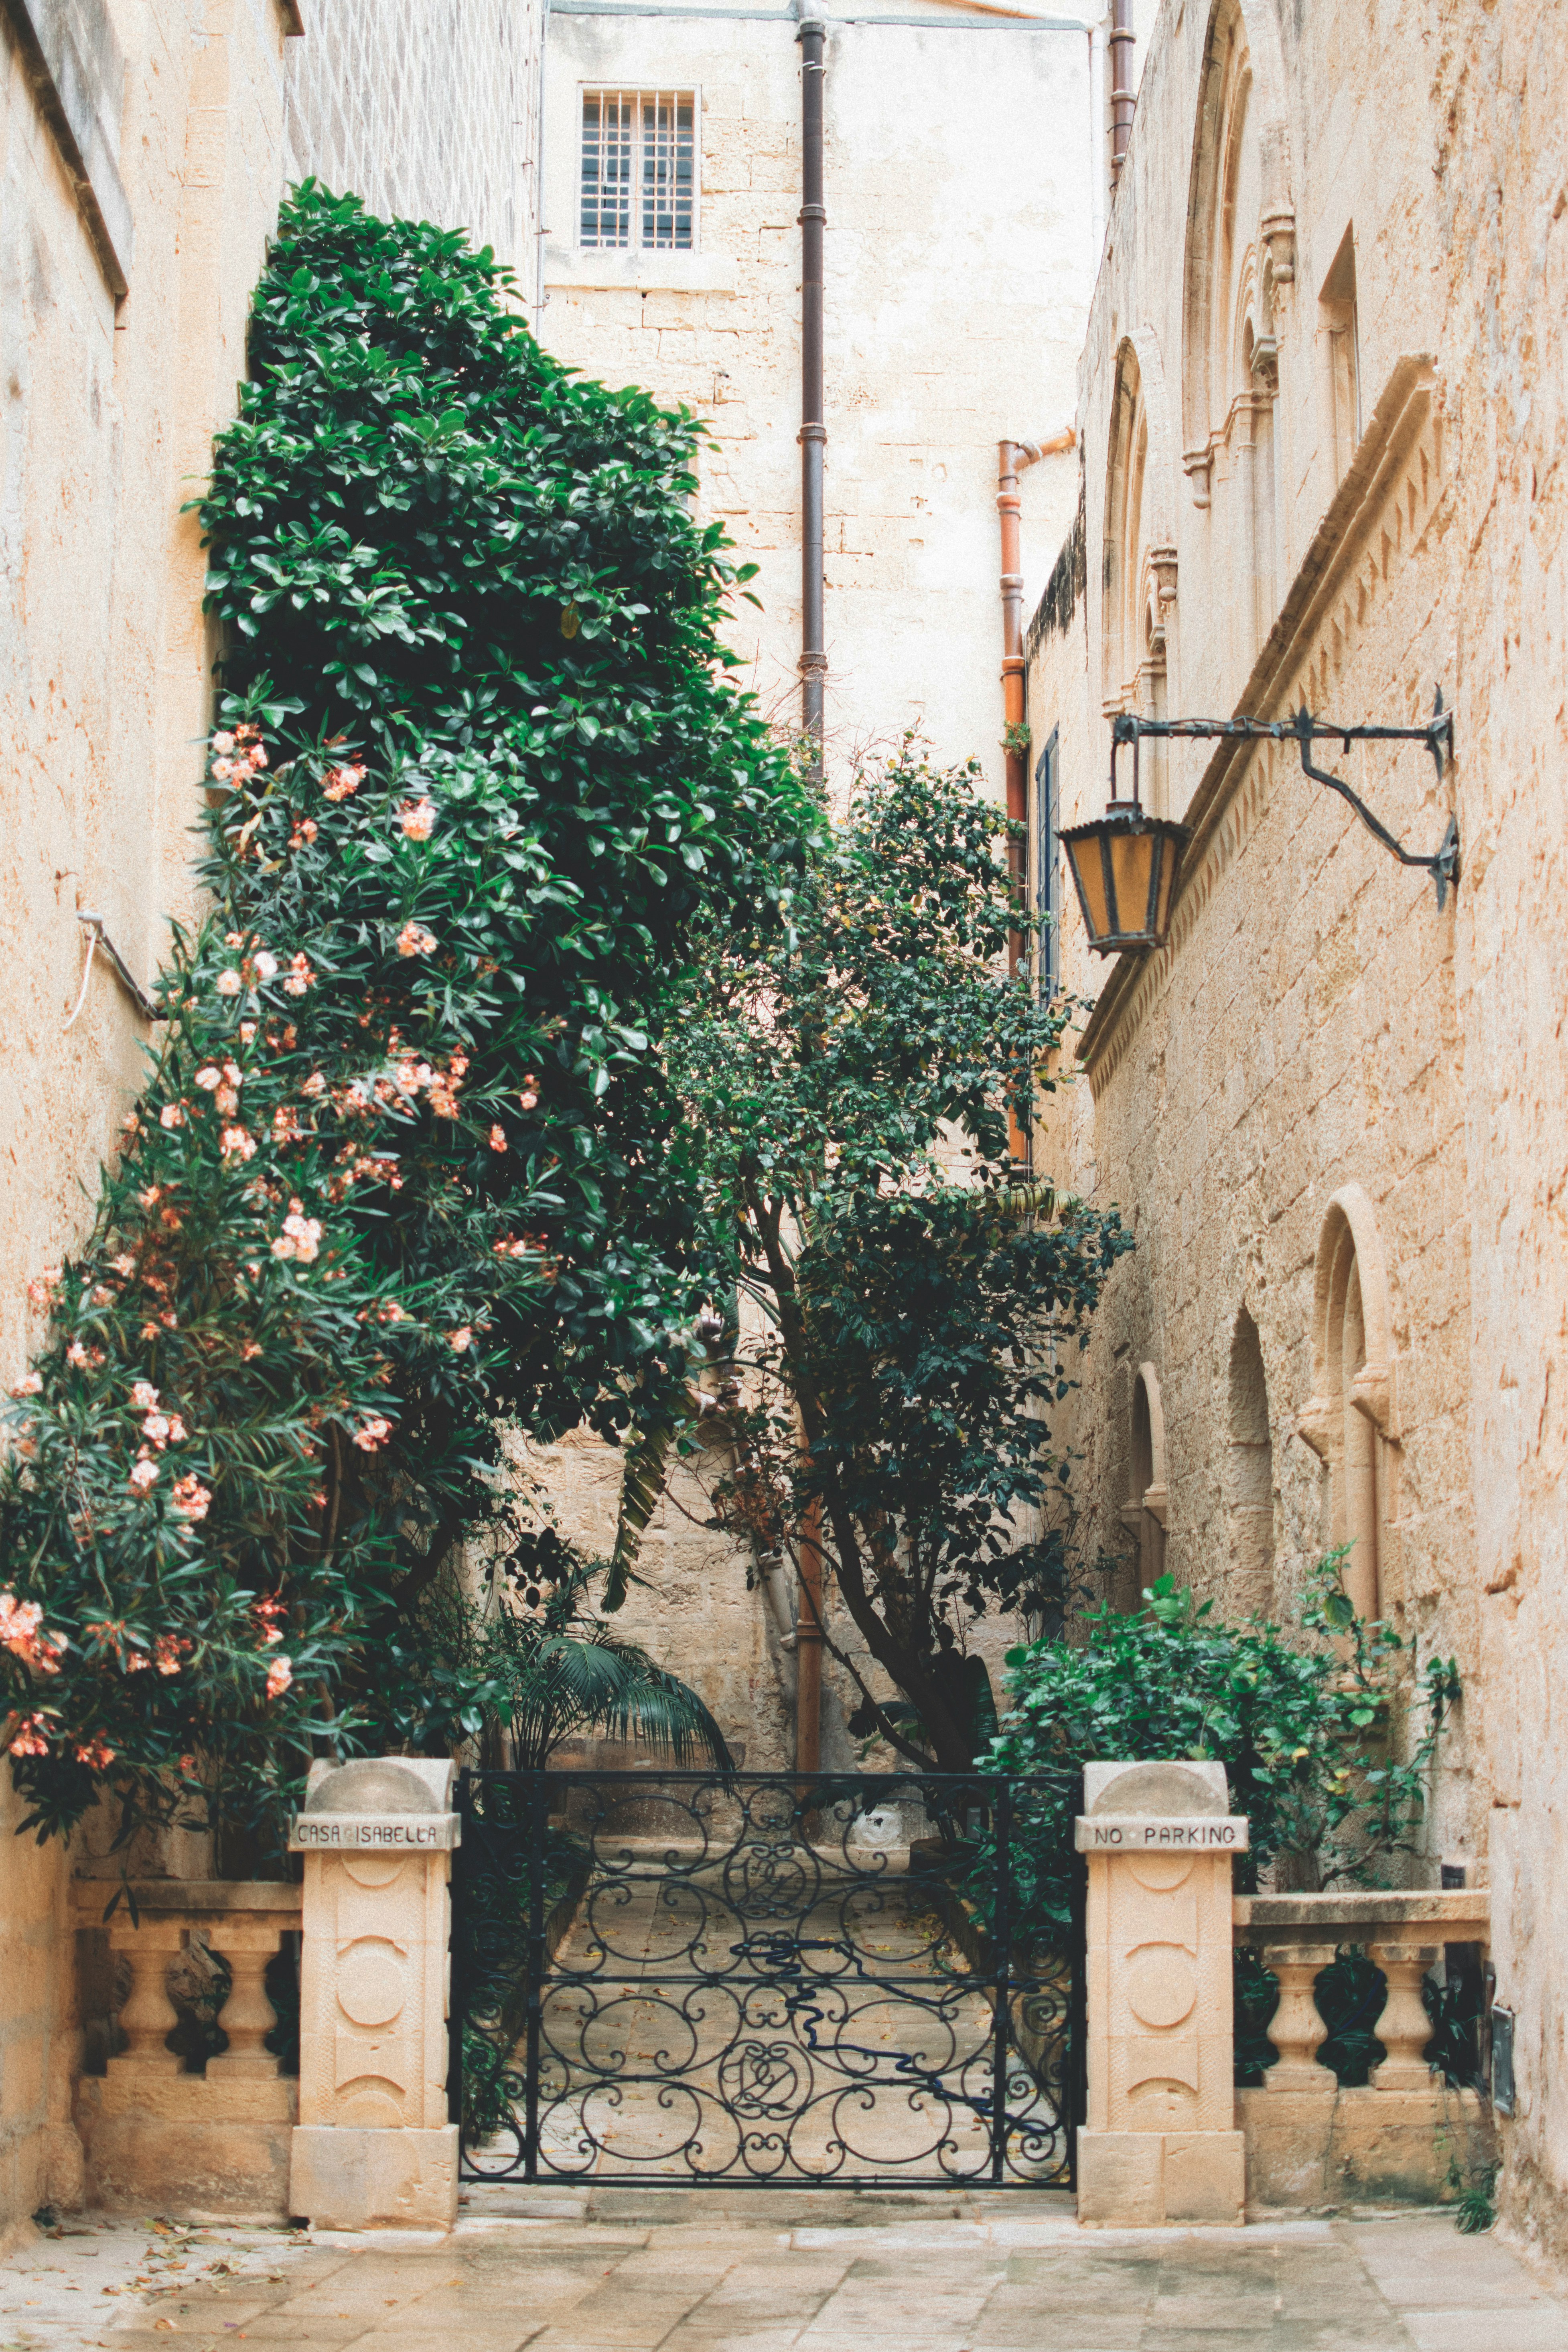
[215,1085,239,1115]
[264,1655,293,1702]
[450,1326,473,1353]
[10,1373,42,1397]
[6,1714,51,1758]
[283,952,314,997]
[128,1455,159,1494]
[253,1596,288,1645]
[489,1124,507,1153]
[166,1415,187,1444]
[519,1090,538,1111]
[322,763,364,801]
[111,1252,136,1276]
[195,1066,223,1092]
[153,1634,189,1677]
[220,1127,257,1162]
[65,1342,89,1368]
[0,1596,65,1675]
[301,1071,327,1097]
[211,731,235,756]
[271,1203,323,1265]
[160,1105,185,1129]
[142,1413,170,1448]
[73,1734,116,1769]
[171,1474,211,1522]
[252,951,279,982]
[215,969,242,997]
[396,922,438,959]
[352,1416,392,1452]
[26,1269,61,1312]
[398,799,436,841]
[130,1381,160,1411]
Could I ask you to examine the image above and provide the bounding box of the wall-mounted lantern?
[1062,695,1460,958]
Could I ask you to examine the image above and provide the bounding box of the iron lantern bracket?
[1110,692,1460,910]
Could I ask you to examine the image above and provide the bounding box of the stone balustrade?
[71,1879,301,2219]
[1232,1888,1495,2208]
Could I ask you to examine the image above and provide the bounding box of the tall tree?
[641,744,1133,1771]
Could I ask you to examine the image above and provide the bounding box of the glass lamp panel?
[1109,827,1154,935]
[1066,834,1112,941]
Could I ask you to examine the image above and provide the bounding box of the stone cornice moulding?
[1,0,132,293]
[1076,353,1440,1088]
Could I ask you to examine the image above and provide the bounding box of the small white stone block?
[288,2122,459,2230]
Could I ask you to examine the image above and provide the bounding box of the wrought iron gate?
[450,1768,1082,2190]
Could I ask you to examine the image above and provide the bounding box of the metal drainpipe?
[797,0,828,769]
[999,432,1075,1160]
[1110,0,1136,187]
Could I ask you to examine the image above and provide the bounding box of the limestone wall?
[537,0,1103,793]
[0,0,541,2243]
[1027,0,1568,2267]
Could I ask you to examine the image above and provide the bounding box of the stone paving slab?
[0,2196,1562,2350]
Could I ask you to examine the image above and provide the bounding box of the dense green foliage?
[642,744,1133,1770]
[0,186,807,1843]
[972,1560,1460,1949]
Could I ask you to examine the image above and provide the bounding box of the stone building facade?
[0,0,540,2242]
[1026,0,1568,2262]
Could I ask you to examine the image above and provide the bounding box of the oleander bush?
[0,184,809,1850]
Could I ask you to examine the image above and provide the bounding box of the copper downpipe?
[795,1495,824,1778]
[999,432,1074,1160]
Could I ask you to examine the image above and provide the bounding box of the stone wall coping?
[71,1880,303,1921]
[1233,1889,1489,1943]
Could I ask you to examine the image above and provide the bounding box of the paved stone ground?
[2,2192,1563,2352]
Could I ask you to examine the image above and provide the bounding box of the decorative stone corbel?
[1181,448,1212,510]
[1349,1361,1399,1441]
[1296,1396,1334,1461]
[1119,1500,1145,1534]
[1260,207,1296,288]
[1250,335,1280,395]
[1148,546,1179,610]
[1141,1481,1169,1529]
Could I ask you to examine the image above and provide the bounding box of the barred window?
[580,90,696,251]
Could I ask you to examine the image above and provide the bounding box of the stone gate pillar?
[287,1757,460,2230]
[1075,1759,1249,2226]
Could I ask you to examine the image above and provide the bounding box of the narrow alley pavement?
[2,2189,1562,2352]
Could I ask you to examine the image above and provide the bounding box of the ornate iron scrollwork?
[451,1769,1078,2192]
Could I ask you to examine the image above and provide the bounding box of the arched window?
[1226,1308,1274,1616]
[1299,1187,1399,1620]
[1120,1361,1168,1594]
[1103,340,1177,811]
[1181,0,1291,663]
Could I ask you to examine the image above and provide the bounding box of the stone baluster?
[1258,1942,1337,2091]
[107,1920,187,2077]
[206,1924,286,2078]
[1367,1942,1440,2091]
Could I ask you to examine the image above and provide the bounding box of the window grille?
[580,90,695,252]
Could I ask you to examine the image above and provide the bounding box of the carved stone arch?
[1119,1362,1168,1595]
[1298,1185,1399,1620]
[1181,0,1295,505]
[1102,332,1183,795]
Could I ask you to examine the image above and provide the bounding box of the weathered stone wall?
[283,0,540,266]
[537,0,1102,793]
[0,0,541,2243]
[1028,0,1568,2267]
